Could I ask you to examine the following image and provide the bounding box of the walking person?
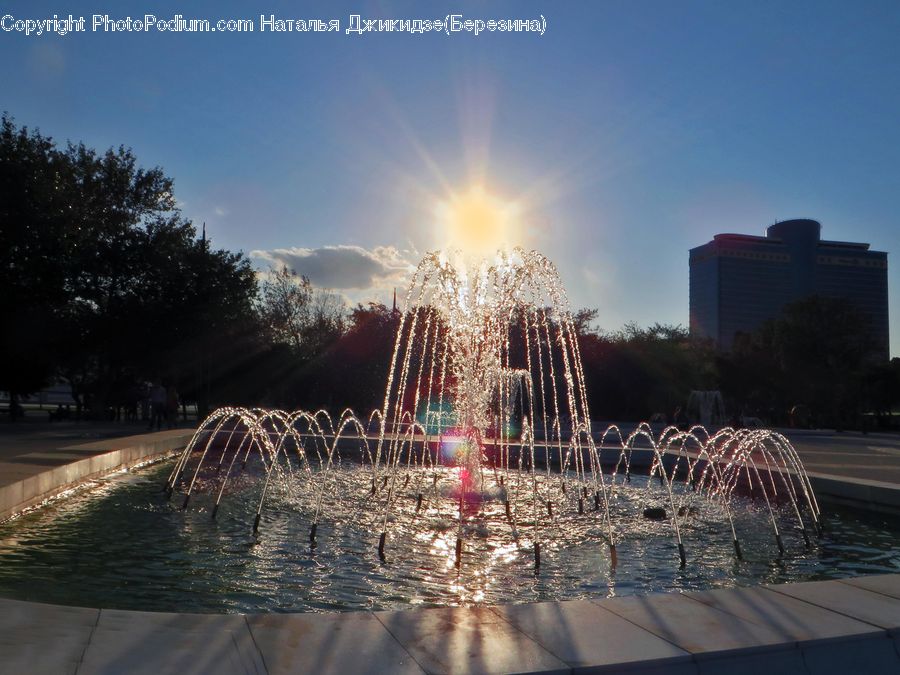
[166,384,179,429]
[149,382,166,431]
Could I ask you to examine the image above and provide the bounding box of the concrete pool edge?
[0,428,194,522]
[1,575,898,674]
[805,471,900,516]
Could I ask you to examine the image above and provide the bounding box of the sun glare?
[436,187,520,259]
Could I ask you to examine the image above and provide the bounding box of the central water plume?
[372,248,602,563]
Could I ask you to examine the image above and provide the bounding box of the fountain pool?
[0,457,897,613]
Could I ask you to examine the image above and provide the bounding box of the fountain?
[686,390,726,427]
[166,248,821,574]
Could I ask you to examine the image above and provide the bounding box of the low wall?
[808,471,900,516]
[0,429,195,521]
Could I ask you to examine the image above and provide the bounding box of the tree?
[575,319,718,422]
[721,296,877,428]
[253,266,349,408]
[258,267,314,351]
[258,267,345,360]
[0,115,71,408]
[0,113,260,418]
[310,302,399,413]
[861,358,900,428]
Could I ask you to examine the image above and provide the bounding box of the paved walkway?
[0,418,194,464]
[784,430,900,484]
[1,574,898,674]
[0,419,196,480]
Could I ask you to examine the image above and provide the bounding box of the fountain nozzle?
[378,532,386,560]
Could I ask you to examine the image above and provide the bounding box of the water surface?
[0,460,897,613]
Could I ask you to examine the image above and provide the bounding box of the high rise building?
[689,219,889,359]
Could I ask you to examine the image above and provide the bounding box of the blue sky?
[3,1,899,356]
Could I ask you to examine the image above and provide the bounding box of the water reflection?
[0,459,897,613]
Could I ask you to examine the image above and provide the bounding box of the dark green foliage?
[862,358,900,426]
[0,115,69,398]
[719,296,886,428]
[309,302,400,413]
[577,321,718,422]
[0,113,259,416]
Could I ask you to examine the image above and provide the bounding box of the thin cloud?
[250,244,417,291]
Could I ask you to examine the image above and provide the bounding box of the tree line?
[2,114,897,428]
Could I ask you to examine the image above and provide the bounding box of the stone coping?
[1,575,898,674]
[805,470,900,516]
[0,429,195,522]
